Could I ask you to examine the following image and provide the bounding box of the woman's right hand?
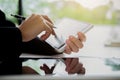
[19,14,55,42]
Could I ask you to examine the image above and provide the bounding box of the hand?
[19,14,55,42]
[64,32,86,54]
[65,58,85,74]
[40,64,55,74]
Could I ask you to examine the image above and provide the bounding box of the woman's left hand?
[64,32,86,54]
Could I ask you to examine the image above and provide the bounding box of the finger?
[69,36,83,48]
[77,67,86,74]
[28,14,43,23]
[40,64,49,70]
[40,20,53,40]
[77,32,86,42]
[26,14,36,21]
[41,15,53,24]
[67,60,84,74]
[40,31,51,40]
[51,65,56,72]
[65,58,72,66]
[64,41,72,54]
[67,58,79,71]
[45,20,56,35]
[66,37,79,52]
[68,62,81,74]
[65,58,72,71]
[40,64,51,74]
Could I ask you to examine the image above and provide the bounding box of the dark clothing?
[0,27,22,75]
[0,10,61,75]
[21,37,61,55]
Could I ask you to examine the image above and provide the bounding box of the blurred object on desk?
[105,57,120,71]
[104,26,120,47]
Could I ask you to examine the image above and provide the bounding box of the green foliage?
[0,0,118,25]
[49,1,117,25]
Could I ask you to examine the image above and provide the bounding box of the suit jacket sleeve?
[0,27,22,60]
[21,37,62,56]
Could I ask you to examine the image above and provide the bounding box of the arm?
[0,27,22,59]
[0,27,23,75]
[21,37,62,55]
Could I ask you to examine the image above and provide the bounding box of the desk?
[1,74,120,80]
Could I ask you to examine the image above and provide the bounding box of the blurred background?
[0,0,120,25]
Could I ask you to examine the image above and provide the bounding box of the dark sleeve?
[0,27,22,60]
[21,37,62,56]
[0,10,23,75]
